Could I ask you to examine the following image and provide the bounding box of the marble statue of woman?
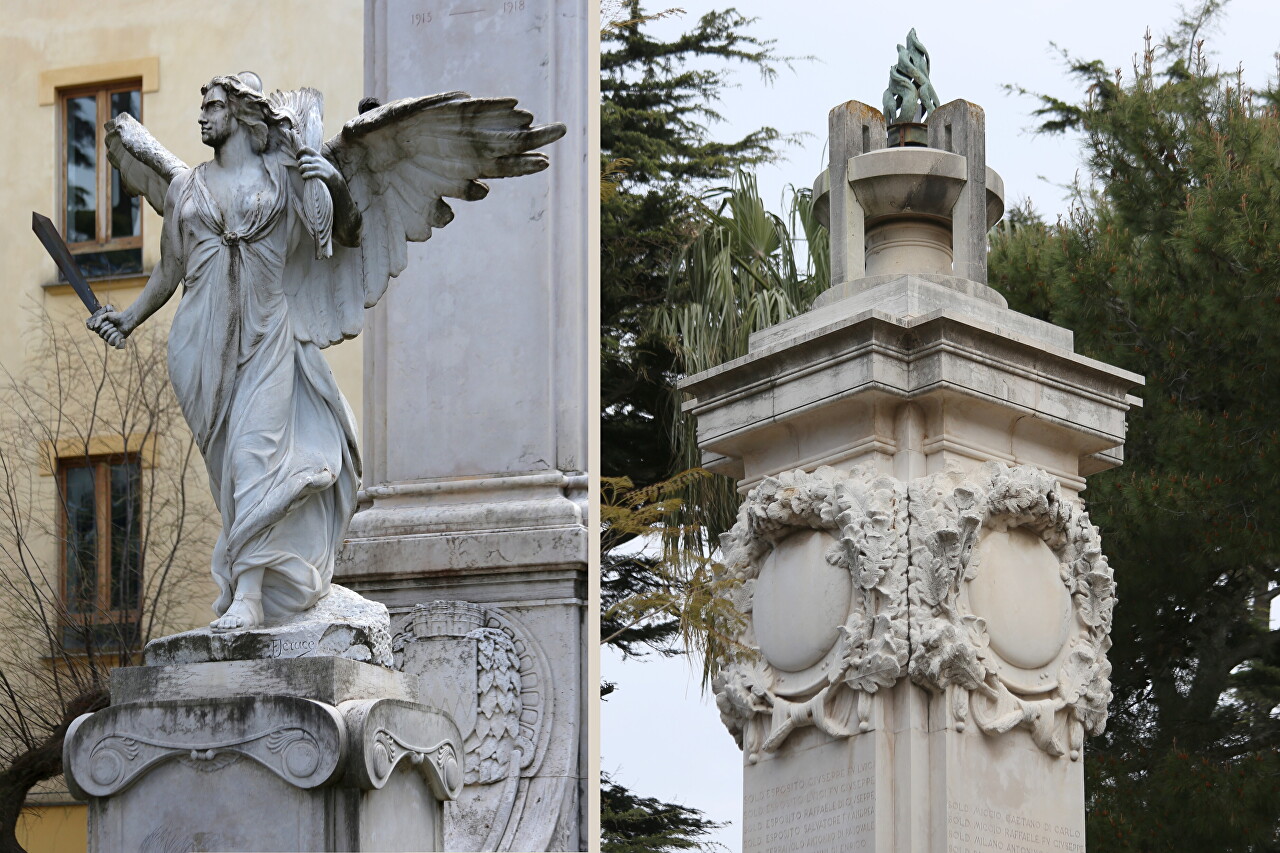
[87,72,564,633]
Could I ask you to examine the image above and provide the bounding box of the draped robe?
[167,155,360,619]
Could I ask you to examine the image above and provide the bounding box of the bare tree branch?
[0,307,216,849]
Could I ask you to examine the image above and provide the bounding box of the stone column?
[682,100,1143,853]
[338,2,591,849]
[817,101,884,286]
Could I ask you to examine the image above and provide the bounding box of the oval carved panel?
[968,527,1073,673]
[753,529,850,673]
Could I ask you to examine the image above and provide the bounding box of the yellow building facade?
[1,3,364,849]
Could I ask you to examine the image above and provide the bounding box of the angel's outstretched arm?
[88,175,185,347]
[119,174,185,331]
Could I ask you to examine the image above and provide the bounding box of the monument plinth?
[64,657,463,852]
[682,31,1143,853]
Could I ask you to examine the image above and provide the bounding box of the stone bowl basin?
[812,147,1005,230]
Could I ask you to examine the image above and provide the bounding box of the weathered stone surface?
[742,725,882,852]
[712,461,1114,763]
[738,681,1087,853]
[809,271,1008,311]
[930,99,995,283]
[92,74,562,637]
[819,101,884,286]
[849,147,968,224]
[144,584,395,668]
[391,600,570,853]
[907,463,1114,757]
[341,3,593,849]
[339,474,587,578]
[112,655,414,705]
[756,274,1069,352]
[684,308,1141,490]
[66,695,348,800]
[714,466,909,757]
[65,659,463,852]
[812,101,1005,289]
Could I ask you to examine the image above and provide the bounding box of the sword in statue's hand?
[31,212,125,349]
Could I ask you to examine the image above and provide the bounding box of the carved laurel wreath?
[907,462,1115,759]
[392,604,550,784]
[712,466,909,757]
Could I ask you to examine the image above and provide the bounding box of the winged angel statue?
[88,72,564,632]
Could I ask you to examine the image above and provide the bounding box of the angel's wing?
[104,114,190,215]
[283,93,567,348]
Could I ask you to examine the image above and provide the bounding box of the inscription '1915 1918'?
[743,761,875,853]
[411,1,529,26]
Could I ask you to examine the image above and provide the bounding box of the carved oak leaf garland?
[907,462,1116,760]
[711,466,909,756]
[709,461,1116,762]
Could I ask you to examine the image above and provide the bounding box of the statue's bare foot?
[210,593,264,632]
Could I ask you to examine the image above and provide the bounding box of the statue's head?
[199,71,286,153]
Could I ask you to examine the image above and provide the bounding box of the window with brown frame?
[58,455,142,650]
[60,81,143,279]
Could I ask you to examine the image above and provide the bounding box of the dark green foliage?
[601,1,790,490]
[601,2,785,187]
[652,173,828,556]
[599,10,801,841]
[990,7,1280,848]
[601,3,800,666]
[1087,748,1280,851]
[601,772,725,853]
[601,545,683,663]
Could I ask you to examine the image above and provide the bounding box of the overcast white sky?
[601,2,1280,851]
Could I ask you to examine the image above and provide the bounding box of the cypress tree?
[991,7,1280,848]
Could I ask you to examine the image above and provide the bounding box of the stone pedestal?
[683,99,1141,853]
[741,688,1085,853]
[337,2,592,849]
[64,658,463,853]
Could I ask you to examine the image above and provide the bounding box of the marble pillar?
[338,2,592,849]
[682,99,1143,853]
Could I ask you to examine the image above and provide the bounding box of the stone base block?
[144,584,394,668]
[111,655,414,705]
[743,728,883,853]
[65,658,462,852]
[740,681,1084,853]
[937,722,1085,853]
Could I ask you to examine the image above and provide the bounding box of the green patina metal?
[882,28,939,125]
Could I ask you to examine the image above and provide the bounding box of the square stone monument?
[682,33,1143,853]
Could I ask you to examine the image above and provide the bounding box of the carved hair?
[201,73,292,154]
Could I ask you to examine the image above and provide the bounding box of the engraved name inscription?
[269,638,317,658]
[946,801,1084,853]
[743,761,875,853]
